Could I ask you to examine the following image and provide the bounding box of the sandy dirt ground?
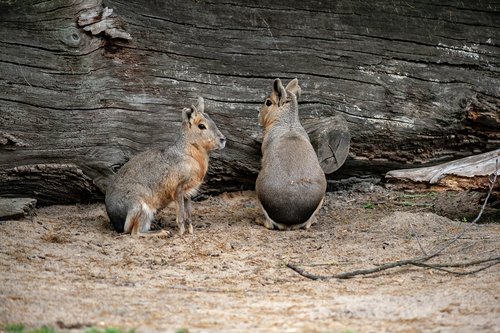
[1,183,499,333]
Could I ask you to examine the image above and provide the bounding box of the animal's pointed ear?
[193,96,205,114]
[273,78,287,106]
[285,78,301,100]
[182,107,194,125]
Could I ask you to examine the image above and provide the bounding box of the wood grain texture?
[0,0,499,204]
[386,148,500,191]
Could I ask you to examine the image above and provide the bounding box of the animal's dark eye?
[198,124,207,130]
[265,99,272,107]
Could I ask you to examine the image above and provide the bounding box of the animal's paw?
[155,229,171,238]
[178,224,185,236]
[256,216,275,230]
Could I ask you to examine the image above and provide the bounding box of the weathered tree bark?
[0,0,498,205]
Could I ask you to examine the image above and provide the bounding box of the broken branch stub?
[78,6,132,40]
[305,115,350,174]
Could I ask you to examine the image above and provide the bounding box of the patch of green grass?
[5,324,25,333]
[363,202,374,209]
[174,329,189,333]
[399,192,437,199]
[4,325,134,333]
[4,325,57,333]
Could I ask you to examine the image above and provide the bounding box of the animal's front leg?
[175,186,186,235]
[184,197,193,234]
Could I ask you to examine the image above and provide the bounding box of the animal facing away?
[105,97,226,236]
[256,78,327,230]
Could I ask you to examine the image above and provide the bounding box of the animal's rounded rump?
[256,133,326,226]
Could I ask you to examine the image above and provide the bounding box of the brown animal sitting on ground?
[105,97,226,236]
[256,78,327,230]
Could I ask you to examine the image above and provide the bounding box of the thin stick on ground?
[409,256,500,276]
[409,221,428,255]
[287,159,499,280]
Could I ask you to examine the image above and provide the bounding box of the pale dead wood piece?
[386,149,500,191]
[0,197,37,221]
[78,6,132,40]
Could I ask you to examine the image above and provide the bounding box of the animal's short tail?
[123,202,155,235]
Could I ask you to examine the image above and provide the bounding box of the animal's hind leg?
[296,215,316,231]
[175,187,186,235]
[256,200,277,230]
[123,202,155,236]
[295,196,325,230]
[184,197,193,234]
[263,216,276,230]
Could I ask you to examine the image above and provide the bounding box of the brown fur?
[105,97,225,236]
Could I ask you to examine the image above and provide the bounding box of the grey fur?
[105,97,226,235]
[256,78,326,230]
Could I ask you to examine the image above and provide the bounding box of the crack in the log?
[375,11,499,29]
[359,63,478,84]
[0,58,59,72]
[128,19,262,34]
[422,1,500,14]
[470,90,500,100]
[139,13,221,31]
[115,44,221,62]
[0,97,163,114]
[40,65,108,76]
[201,97,262,106]
[0,40,104,59]
[290,70,383,87]
[203,72,289,81]
[34,3,76,15]
[394,57,490,74]
[0,14,79,25]
[150,75,229,87]
[200,1,362,16]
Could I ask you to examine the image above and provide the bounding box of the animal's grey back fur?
[256,82,326,227]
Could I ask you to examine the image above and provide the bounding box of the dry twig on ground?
[287,160,500,280]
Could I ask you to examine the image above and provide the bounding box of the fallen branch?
[409,256,500,276]
[287,252,439,280]
[287,159,499,280]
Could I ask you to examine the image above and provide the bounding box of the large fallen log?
[0,1,498,204]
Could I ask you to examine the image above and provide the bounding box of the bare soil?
[1,183,499,333]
